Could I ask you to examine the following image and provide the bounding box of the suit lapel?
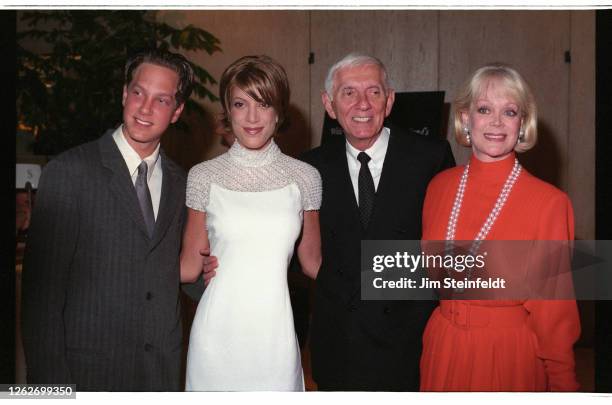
[348,130,416,299]
[323,138,361,227]
[369,130,416,231]
[99,132,151,239]
[149,151,183,250]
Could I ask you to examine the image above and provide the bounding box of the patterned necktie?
[357,152,375,229]
[135,161,155,237]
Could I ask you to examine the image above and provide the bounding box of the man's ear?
[122,85,128,107]
[322,91,337,119]
[384,89,396,117]
[171,102,185,123]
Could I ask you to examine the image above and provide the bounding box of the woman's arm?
[524,192,580,391]
[180,208,210,283]
[297,210,322,279]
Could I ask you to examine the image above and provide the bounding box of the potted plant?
[17,10,221,156]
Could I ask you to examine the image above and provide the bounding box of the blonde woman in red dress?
[419,63,580,391]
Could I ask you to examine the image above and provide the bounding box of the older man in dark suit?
[22,49,193,391]
[302,53,455,391]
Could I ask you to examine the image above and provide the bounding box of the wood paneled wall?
[158,10,595,238]
[439,11,571,179]
[569,12,596,241]
[309,11,440,147]
[157,10,311,163]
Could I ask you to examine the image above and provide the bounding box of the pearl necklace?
[445,157,522,291]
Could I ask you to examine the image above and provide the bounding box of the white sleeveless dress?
[184,140,321,391]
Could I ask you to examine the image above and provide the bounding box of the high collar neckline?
[469,152,517,180]
[227,139,280,168]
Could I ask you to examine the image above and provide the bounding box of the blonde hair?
[452,63,537,152]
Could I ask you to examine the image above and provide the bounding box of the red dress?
[419,153,580,391]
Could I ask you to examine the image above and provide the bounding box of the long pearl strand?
[444,158,522,291]
[446,157,521,243]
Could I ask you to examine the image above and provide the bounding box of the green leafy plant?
[17,10,221,155]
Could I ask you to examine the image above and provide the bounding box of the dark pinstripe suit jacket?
[22,131,186,391]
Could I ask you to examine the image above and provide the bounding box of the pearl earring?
[463,126,471,145]
[518,128,525,144]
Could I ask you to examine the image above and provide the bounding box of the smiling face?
[323,63,395,151]
[229,86,278,150]
[461,77,523,163]
[121,62,184,158]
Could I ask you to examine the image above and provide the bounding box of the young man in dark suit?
[22,49,193,391]
[302,53,455,391]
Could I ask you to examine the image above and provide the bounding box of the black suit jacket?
[302,126,455,391]
[22,131,186,391]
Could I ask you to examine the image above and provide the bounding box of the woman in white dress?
[180,55,322,391]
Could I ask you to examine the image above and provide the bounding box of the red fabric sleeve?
[524,193,580,391]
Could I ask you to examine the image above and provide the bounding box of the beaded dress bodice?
[186,140,321,212]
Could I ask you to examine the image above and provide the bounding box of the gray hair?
[324,52,391,99]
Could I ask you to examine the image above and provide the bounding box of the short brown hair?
[125,48,194,106]
[452,62,537,152]
[219,55,290,132]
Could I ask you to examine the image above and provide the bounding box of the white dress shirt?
[112,126,162,219]
[345,127,390,205]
